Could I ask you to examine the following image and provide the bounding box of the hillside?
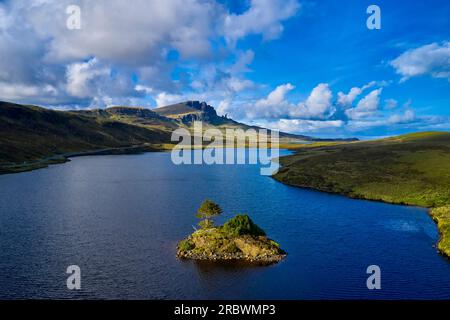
[0,100,320,174]
[274,131,450,256]
[0,101,173,173]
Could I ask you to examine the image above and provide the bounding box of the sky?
[0,0,449,138]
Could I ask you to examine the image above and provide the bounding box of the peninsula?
[274,131,450,257]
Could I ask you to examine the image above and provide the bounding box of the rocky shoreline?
[177,214,286,265]
[177,246,286,264]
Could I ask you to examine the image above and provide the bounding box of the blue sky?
[0,0,449,138]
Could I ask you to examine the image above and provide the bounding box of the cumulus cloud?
[242,83,334,120]
[224,0,300,44]
[0,0,298,107]
[337,87,363,108]
[225,81,435,135]
[296,83,334,119]
[65,58,144,106]
[252,83,295,118]
[33,0,219,63]
[390,41,450,82]
[388,109,415,124]
[337,81,375,108]
[66,58,110,98]
[345,89,382,119]
[0,1,445,137]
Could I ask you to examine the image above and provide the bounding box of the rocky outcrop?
[177,214,286,265]
[178,101,225,125]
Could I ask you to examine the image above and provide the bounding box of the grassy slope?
[0,102,172,173]
[0,100,318,174]
[274,132,450,256]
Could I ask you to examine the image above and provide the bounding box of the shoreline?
[272,151,450,260]
[3,141,448,260]
[0,143,174,175]
[177,251,286,265]
[0,144,285,175]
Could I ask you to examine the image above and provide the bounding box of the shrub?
[178,239,195,252]
[222,214,266,237]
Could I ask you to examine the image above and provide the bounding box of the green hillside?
[0,100,315,174]
[274,132,450,256]
[0,102,172,174]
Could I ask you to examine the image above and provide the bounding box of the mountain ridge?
[0,100,357,174]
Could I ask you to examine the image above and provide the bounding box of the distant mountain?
[153,100,241,126]
[81,100,320,141]
[0,100,356,174]
[153,101,343,142]
[154,101,222,124]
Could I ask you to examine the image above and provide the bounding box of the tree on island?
[196,199,222,229]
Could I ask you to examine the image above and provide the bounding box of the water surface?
[1,151,450,299]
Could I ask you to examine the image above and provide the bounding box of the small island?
[177,200,286,264]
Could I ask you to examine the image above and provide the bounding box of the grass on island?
[273,131,450,256]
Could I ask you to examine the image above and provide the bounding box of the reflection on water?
[0,151,450,299]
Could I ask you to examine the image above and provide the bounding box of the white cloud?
[66,58,110,98]
[390,41,450,81]
[269,118,344,133]
[225,77,255,92]
[32,0,220,63]
[0,0,298,107]
[355,89,382,112]
[337,87,362,108]
[257,83,295,107]
[384,98,398,109]
[65,58,144,106]
[249,83,295,119]
[155,92,186,107]
[337,81,375,108]
[214,81,448,135]
[346,109,417,132]
[345,88,382,119]
[296,83,334,119]
[238,83,334,120]
[388,109,415,124]
[135,85,154,95]
[224,0,300,44]
[0,82,58,102]
[229,50,255,74]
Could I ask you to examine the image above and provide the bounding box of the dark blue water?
[1,150,450,299]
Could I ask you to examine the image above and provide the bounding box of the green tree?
[196,199,222,229]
